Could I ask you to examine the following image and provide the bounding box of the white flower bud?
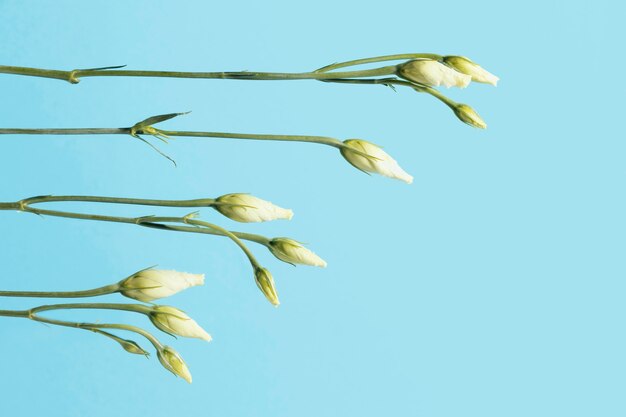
[157,346,192,383]
[397,59,471,88]
[340,139,413,184]
[454,104,487,129]
[443,56,499,86]
[214,193,293,223]
[149,306,212,341]
[254,267,280,306]
[269,238,327,267]
[119,269,205,302]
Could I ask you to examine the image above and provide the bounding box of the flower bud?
[397,59,471,88]
[269,238,327,267]
[340,139,413,184]
[254,267,280,306]
[149,306,212,341]
[157,346,192,383]
[93,329,149,356]
[453,104,487,129]
[214,193,293,223]
[119,269,205,302]
[442,56,499,86]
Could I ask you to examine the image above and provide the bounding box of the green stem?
[0,308,162,349]
[20,194,216,209]
[0,283,119,299]
[30,302,152,316]
[0,126,346,150]
[314,53,442,73]
[0,64,398,84]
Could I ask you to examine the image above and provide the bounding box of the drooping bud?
[119,269,205,302]
[269,238,327,267]
[157,346,192,383]
[442,56,499,86]
[149,306,212,341]
[453,104,487,129]
[254,267,280,306]
[397,59,471,88]
[340,139,413,184]
[214,193,293,223]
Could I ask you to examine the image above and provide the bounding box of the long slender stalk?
[0,283,119,298]
[0,64,398,84]
[0,126,346,150]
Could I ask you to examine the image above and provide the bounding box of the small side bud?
[149,306,212,341]
[340,139,413,184]
[453,104,487,129]
[254,267,280,306]
[397,59,471,88]
[92,329,149,356]
[442,56,499,86]
[157,346,192,383]
[269,238,327,267]
[214,193,293,223]
[119,269,205,302]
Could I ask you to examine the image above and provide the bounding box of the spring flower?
[254,267,280,306]
[453,104,487,129]
[442,56,499,86]
[157,346,192,383]
[397,59,471,88]
[119,269,205,302]
[340,139,413,184]
[214,193,293,223]
[269,238,327,267]
[149,306,212,341]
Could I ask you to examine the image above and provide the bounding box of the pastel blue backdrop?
[1,1,624,416]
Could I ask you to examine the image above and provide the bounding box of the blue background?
[1,0,624,416]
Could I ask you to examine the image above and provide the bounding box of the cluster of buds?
[396,55,498,129]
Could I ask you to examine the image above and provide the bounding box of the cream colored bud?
[254,267,280,306]
[119,269,204,302]
[454,104,487,129]
[397,59,471,88]
[214,193,293,223]
[443,56,499,86]
[269,238,327,267]
[340,139,413,184]
[149,306,212,341]
[157,346,192,383]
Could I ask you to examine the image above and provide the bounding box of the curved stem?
[30,302,152,316]
[0,283,119,299]
[314,53,442,73]
[0,308,163,350]
[187,218,260,267]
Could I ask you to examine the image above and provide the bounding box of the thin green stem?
[0,64,398,84]
[314,53,442,73]
[0,283,119,299]
[21,194,216,209]
[0,308,163,349]
[30,302,152,316]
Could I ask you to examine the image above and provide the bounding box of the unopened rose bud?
[340,139,413,184]
[157,346,192,383]
[214,193,293,223]
[453,104,487,129]
[119,269,204,302]
[442,56,499,86]
[254,267,280,306]
[269,238,327,267]
[149,306,212,341]
[397,59,471,88]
